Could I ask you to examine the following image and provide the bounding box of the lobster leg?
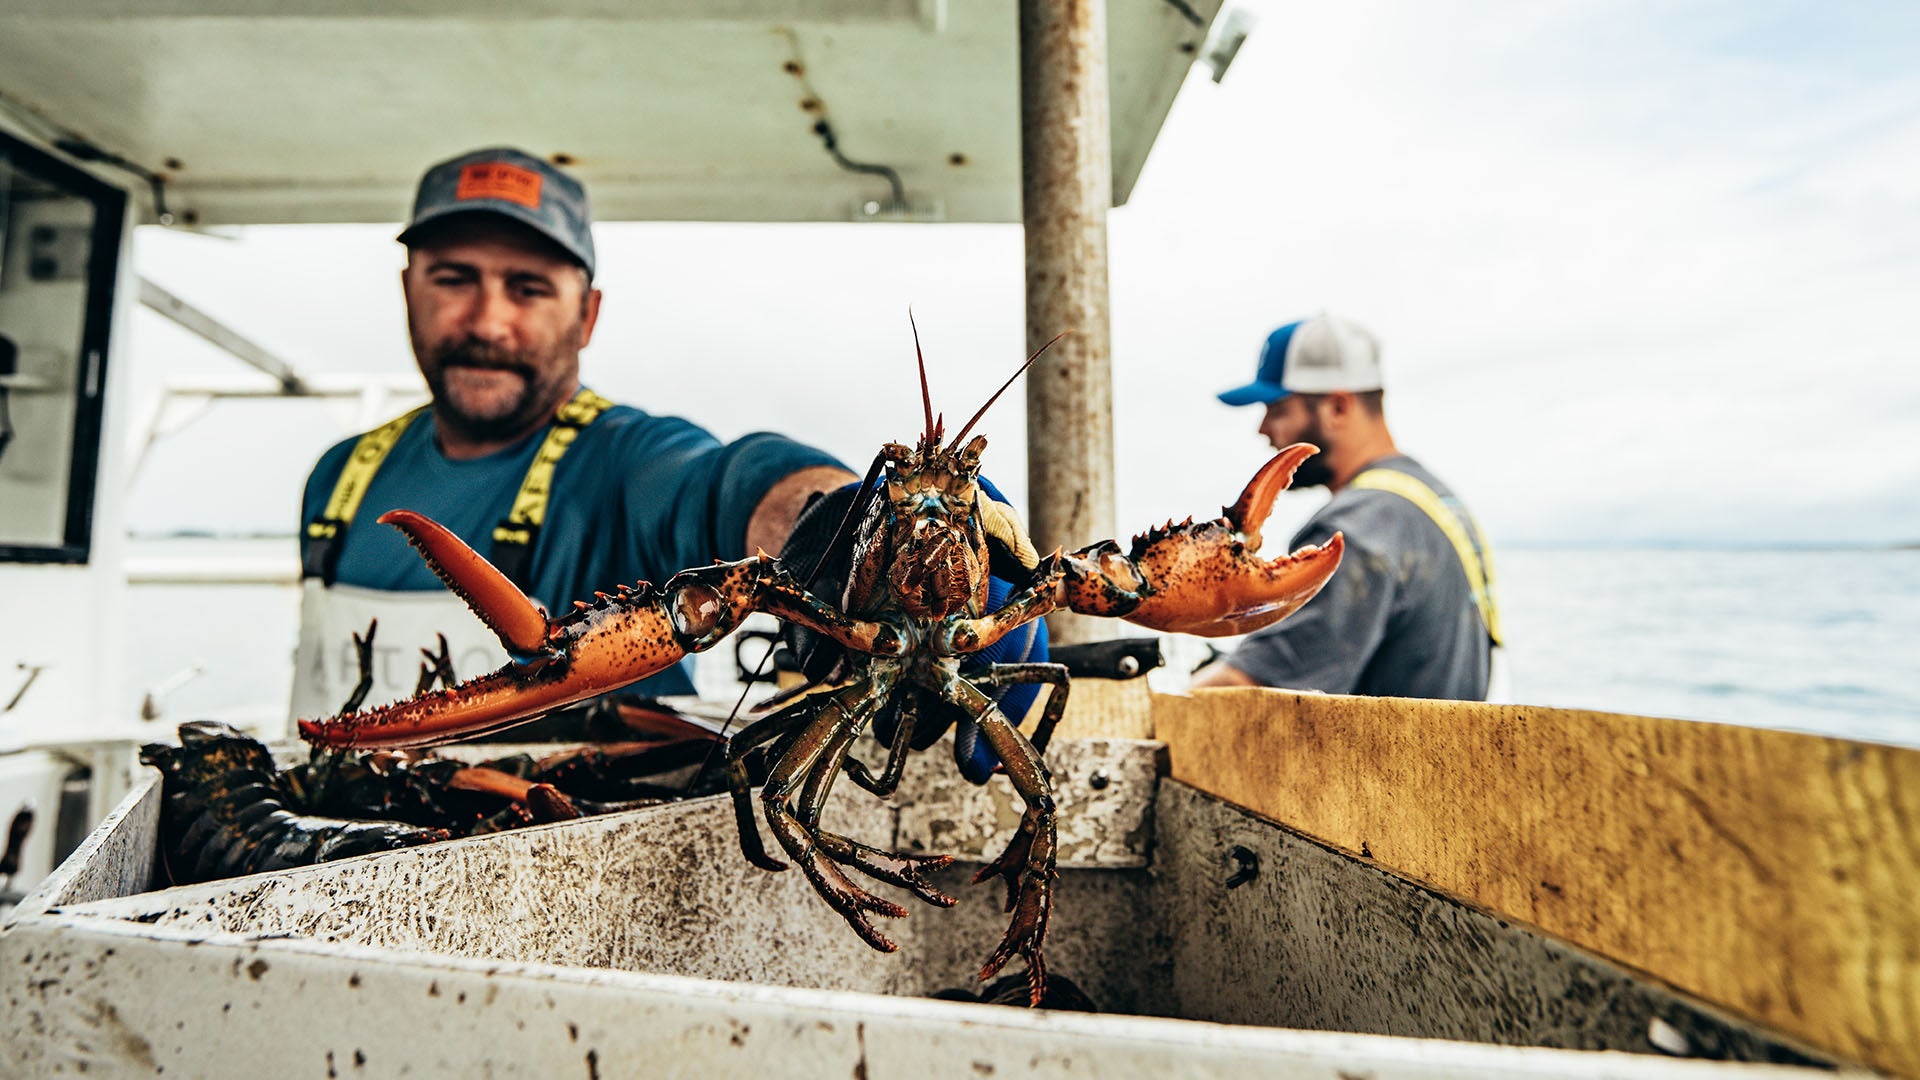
[725,703,821,872]
[967,663,1071,756]
[760,669,932,950]
[792,691,957,910]
[795,713,861,828]
[1060,443,1345,637]
[811,830,957,911]
[301,618,382,810]
[921,669,1056,1006]
[415,633,457,694]
[934,556,1062,657]
[341,620,380,715]
[841,689,919,798]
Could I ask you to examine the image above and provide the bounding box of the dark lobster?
[142,719,726,887]
[141,721,451,885]
[299,336,1344,1003]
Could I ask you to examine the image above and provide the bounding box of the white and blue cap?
[397,147,596,279]
[1217,312,1383,406]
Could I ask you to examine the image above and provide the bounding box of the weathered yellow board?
[1051,676,1155,739]
[1153,688,1920,1077]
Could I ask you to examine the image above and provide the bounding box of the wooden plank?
[1152,688,1920,1077]
[1051,676,1155,740]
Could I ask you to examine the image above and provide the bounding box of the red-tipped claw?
[298,512,704,750]
[378,510,551,654]
[1060,443,1344,637]
[1223,441,1318,549]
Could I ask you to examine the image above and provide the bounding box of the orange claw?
[1061,443,1344,637]
[1224,442,1318,549]
[448,767,582,823]
[298,512,907,751]
[379,509,551,655]
[298,512,705,750]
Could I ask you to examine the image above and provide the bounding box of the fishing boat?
[0,3,1912,1076]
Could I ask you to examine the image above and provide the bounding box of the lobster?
[298,334,1345,1004]
[141,718,728,888]
[141,722,452,886]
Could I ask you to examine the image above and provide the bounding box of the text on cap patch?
[456,162,543,209]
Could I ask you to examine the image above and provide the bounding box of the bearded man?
[1191,313,1505,700]
[293,148,854,719]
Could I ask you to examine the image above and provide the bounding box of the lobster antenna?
[911,309,936,447]
[948,330,1070,450]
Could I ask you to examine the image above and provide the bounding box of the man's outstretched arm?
[745,464,861,556]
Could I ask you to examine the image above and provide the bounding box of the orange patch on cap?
[456,163,543,209]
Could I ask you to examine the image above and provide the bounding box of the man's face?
[1257,394,1335,488]
[402,218,600,445]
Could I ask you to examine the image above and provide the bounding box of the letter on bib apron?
[290,582,517,719]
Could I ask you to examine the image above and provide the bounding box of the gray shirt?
[1225,454,1491,700]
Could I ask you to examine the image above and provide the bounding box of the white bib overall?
[290,390,612,723]
[290,580,515,720]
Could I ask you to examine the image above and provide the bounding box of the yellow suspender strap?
[1348,467,1504,646]
[314,407,425,536]
[302,388,613,586]
[490,387,615,546]
[302,406,426,582]
[484,387,616,589]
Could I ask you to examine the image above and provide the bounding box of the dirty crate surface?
[1,737,1853,1077]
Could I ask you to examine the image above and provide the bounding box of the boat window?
[0,131,125,564]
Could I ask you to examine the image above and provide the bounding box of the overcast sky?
[127,0,1920,548]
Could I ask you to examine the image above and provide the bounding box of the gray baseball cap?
[397,147,596,278]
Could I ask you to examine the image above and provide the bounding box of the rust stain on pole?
[1020,0,1115,644]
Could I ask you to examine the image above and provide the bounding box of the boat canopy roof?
[0,0,1224,226]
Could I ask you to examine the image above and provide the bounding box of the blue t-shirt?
[300,397,845,696]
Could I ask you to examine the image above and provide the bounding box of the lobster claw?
[298,511,704,750]
[1060,443,1344,637]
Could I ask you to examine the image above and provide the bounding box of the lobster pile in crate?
[142,703,721,888]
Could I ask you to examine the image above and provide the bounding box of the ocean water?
[121,541,1920,748]
[1495,547,1920,747]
